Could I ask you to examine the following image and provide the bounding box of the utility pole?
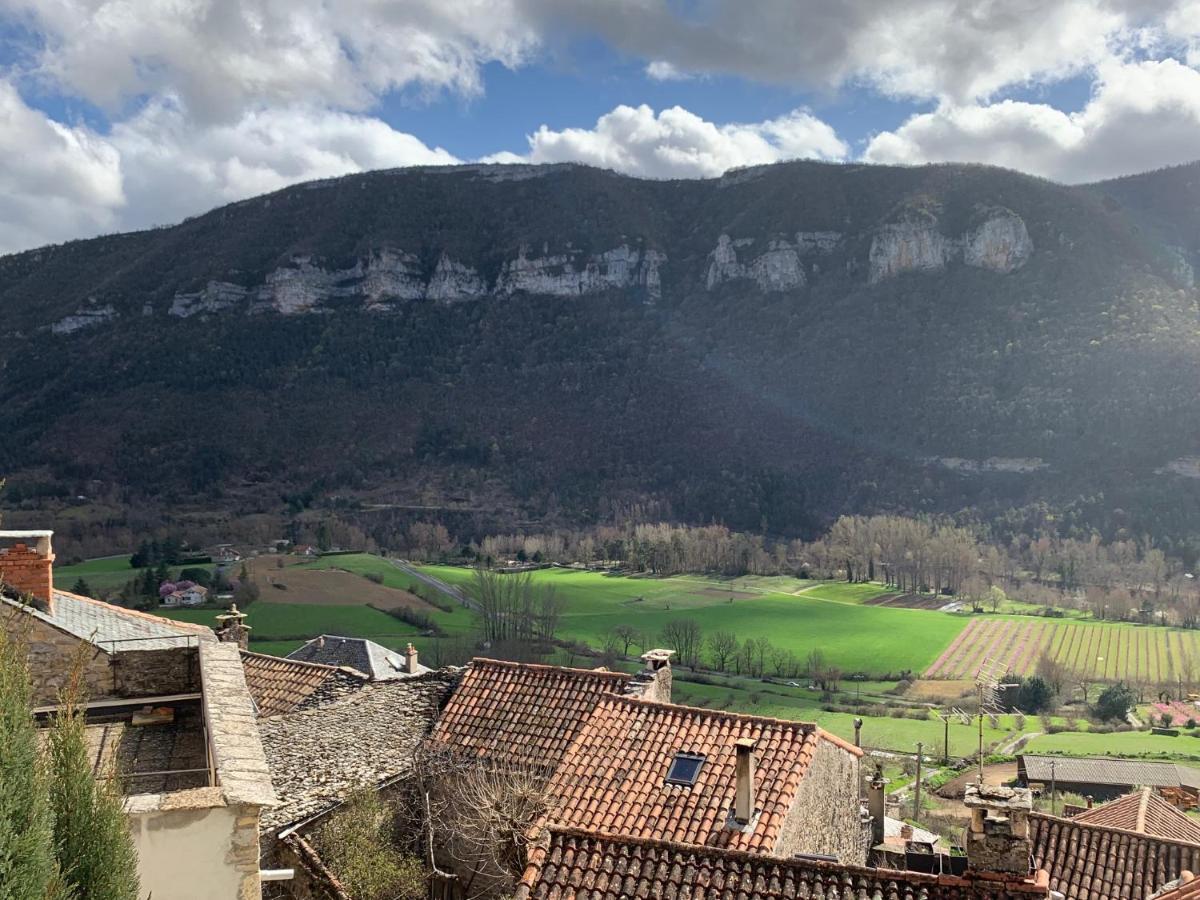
[1050,760,1057,816]
[913,742,924,822]
[943,714,950,764]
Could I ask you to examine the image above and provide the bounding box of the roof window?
[666,752,706,786]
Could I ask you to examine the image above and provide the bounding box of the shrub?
[317,791,424,900]
[363,572,385,584]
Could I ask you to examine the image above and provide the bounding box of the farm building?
[1019,754,1200,806]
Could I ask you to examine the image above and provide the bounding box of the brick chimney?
[214,604,251,650]
[0,531,56,612]
[733,737,757,826]
[964,784,1034,876]
[867,768,888,848]
[624,648,674,702]
[404,642,419,673]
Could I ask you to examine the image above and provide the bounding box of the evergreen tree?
[0,625,64,900]
[70,578,92,598]
[46,665,139,900]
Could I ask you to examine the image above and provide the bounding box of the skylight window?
[665,752,706,786]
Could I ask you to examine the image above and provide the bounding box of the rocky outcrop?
[930,456,1049,474]
[358,248,427,305]
[869,206,1032,283]
[705,231,840,292]
[170,281,249,318]
[963,210,1033,273]
[496,244,663,299]
[425,253,486,302]
[1159,457,1200,479]
[869,219,954,283]
[51,303,116,334]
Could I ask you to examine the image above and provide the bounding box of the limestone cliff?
[869,206,1033,283]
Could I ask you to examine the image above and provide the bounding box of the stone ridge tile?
[257,671,457,832]
[1072,789,1200,844]
[517,829,1050,900]
[239,650,364,717]
[430,658,632,770]
[546,696,823,853]
[1031,811,1200,900]
[199,642,278,809]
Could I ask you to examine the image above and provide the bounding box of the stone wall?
[775,737,865,865]
[113,647,200,697]
[12,614,114,705]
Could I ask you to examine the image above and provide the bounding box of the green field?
[159,602,422,649]
[1025,729,1200,760]
[54,554,217,595]
[417,565,965,676]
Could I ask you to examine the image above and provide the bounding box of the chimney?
[733,738,757,826]
[900,823,914,841]
[214,604,251,650]
[405,642,419,673]
[0,531,56,612]
[854,717,863,748]
[963,784,1033,876]
[625,649,674,703]
[1086,795,1094,809]
[868,768,888,848]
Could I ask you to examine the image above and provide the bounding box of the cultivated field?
[925,617,1200,683]
[245,555,435,612]
[417,565,964,676]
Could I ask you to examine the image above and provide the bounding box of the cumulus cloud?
[645,61,691,81]
[864,58,1200,183]
[0,87,458,254]
[0,80,123,253]
[109,100,458,231]
[492,104,848,178]
[9,0,539,123]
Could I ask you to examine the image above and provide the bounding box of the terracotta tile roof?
[1072,788,1200,844]
[430,659,632,770]
[1152,871,1200,900]
[515,828,1050,900]
[545,695,861,854]
[257,671,457,832]
[239,650,367,717]
[1030,811,1200,900]
[1020,754,1200,790]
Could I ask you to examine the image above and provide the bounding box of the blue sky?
[0,0,1198,254]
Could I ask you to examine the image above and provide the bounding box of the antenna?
[975,657,1019,782]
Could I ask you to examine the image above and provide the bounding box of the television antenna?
[975,657,1019,782]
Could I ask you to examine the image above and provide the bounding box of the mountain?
[1,160,1198,553]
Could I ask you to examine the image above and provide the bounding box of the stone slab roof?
[515,828,1050,900]
[286,634,429,680]
[1072,788,1200,844]
[1020,754,1200,790]
[2,590,212,651]
[546,694,860,854]
[1030,811,1200,900]
[239,650,367,717]
[1153,871,1200,900]
[257,670,457,832]
[430,658,632,770]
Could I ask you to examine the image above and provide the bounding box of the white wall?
[126,801,248,900]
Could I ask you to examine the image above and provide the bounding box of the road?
[390,560,478,612]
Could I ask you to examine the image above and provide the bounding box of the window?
[665,752,706,786]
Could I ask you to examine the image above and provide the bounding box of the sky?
[2,0,1200,255]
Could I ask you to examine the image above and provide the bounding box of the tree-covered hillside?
[1,160,1198,551]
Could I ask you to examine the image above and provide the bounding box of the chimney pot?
[405,642,419,673]
[734,738,757,826]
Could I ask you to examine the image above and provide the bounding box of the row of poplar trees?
[0,622,140,900]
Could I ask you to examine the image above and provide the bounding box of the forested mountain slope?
[1,160,1198,548]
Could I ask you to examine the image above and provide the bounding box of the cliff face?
[1,159,1197,539]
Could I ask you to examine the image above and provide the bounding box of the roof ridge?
[533,825,1047,890]
[469,657,632,680]
[600,691,821,731]
[240,649,350,673]
[1032,810,1200,848]
[1137,786,1151,833]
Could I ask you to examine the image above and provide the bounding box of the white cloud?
[864,58,1200,183]
[0,84,458,255]
[493,104,847,178]
[0,80,124,254]
[109,99,459,231]
[9,0,540,123]
[645,60,691,81]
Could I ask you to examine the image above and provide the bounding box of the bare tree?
[611,624,639,657]
[706,631,739,672]
[660,619,702,669]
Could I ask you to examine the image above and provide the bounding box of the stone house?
[287,635,431,680]
[1,530,278,900]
